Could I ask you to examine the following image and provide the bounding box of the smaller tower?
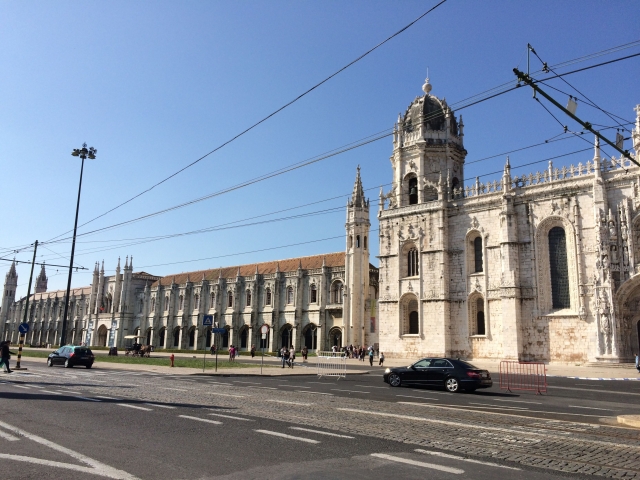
[35,264,48,293]
[345,166,371,347]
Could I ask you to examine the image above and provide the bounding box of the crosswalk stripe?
[117,404,152,411]
[208,413,253,421]
[289,427,353,438]
[255,429,320,444]
[371,453,464,474]
[179,415,221,425]
[415,449,521,470]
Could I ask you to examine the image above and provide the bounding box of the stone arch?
[145,327,152,346]
[400,293,419,335]
[401,241,419,278]
[172,327,181,348]
[97,325,108,347]
[614,276,640,360]
[403,172,418,206]
[465,229,485,275]
[187,326,196,348]
[302,323,317,350]
[329,326,342,348]
[158,327,166,348]
[239,325,249,350]
[535,216,579,315]
[330,279,344,304]
[468,291,486,336]
[280,323,293,349]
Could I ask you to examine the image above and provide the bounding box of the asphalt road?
[1,358,639,480]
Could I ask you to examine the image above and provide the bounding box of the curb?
[548,375,640,381]
[618,415,640,428]
[192,371,370,377]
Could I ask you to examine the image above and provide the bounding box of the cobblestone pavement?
[4,362,640,478]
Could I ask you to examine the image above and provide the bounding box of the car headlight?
[385,368,391,374]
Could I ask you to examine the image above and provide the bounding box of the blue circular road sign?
[18,323,30,334]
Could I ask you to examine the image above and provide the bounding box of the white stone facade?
[377,79,640,363]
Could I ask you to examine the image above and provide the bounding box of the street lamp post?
[60,143,96,346]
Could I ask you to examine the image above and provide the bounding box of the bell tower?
[35,264,48,294]
[344,166,370,346]
[1,260,18,324]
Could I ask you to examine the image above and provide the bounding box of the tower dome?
[400,77,459,137]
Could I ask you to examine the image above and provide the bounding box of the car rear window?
[74,347,92,355]
[456,360,480,369]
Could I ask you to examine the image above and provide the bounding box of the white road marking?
[415,449,521,470]
[307,382,333,385]
[29,385,45,389]
[370,453,463,474]
[145,403,176,409]
[207,392,246,398]
[13,385,30,389]
[0,429,20,441]
[255,429,320,444]
[289,427,354,438]
[356,385,387,389]
[568,405,612,410]
[57,390,82,395]
[396,395,438,400]
[232,381,262,384]
[208,413,253,421]
[331,389,370,394]
[412,389,446,395]
[468,402,528,410]
[95,396,121,400]
[40,390,62,395]
[266,399,313,406]
[117,404,152,411]
[296,391,333,395]
[0,420,140,479]
[179,415,222,425]
[74,396,102,402]
[493,399,542,405]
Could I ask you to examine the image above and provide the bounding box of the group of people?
[279,346,296,368]
[331,344,385,366]
[0,340,16,373]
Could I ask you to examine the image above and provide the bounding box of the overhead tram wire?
[41,0,449,246]
[34,47,640,253]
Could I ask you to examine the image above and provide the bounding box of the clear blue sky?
[1,1,638,297]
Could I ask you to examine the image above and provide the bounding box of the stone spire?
[350,166,366,208]
[8,259,17,278]
[35,263,48,293]
[594,135,601,160]
[129,256,133,271]
[124,256,128,269]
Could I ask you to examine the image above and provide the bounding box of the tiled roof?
[151,252,347,287]
[22,286,92,302]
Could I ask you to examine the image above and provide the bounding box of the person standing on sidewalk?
[301,346,308,362]
[288,347,295,368]
[379,352,385,366]
[280,346,288,368]
[636,352,640,373]
[368,348,374,367]
[0,341,16,373]
[250,345,256,358]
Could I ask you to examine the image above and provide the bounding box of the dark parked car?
[47,345,95,369]
[383,358,492,392]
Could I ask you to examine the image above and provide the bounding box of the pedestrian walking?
[280,346,288,368]
[368,348,374,367]
[229,345,235,362]
[636,352,640,373]
[250,345,256,358]
[0,341,16,374]
[379,352,385,366]
[301,346,308,362]
[288,347,295,368]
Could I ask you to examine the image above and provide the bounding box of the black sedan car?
[383,358,492,392]
[47,345,95,368]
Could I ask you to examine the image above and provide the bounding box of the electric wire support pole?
[513,68,639,168]
[15,241,38,370]
[61,144,96,347]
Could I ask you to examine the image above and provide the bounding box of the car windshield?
[456,360,480,369]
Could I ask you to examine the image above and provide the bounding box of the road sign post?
[16,323,30,371]
[259,324,269,375]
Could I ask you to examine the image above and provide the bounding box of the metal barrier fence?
[316,351,347,378]
[499,361,547,394]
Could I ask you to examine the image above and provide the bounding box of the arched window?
[549,227,570,309]
[179,295,184,311]
[403,296,419,334]
[151,297,155,312]
[227,291,233,308]
[210,292,215,309]
[310,284,317,303]
[409,311,419,334]
[476,298,485,335]
[188,328,195,348]
[194,294,199,310]
[408,177,418,205]
[332,282,344,304]
[246,289,252,307]
[287,286,294,305]
[364,236,367,250]
[164,296,169,311]
[173,328,180,347]
[265,288,272,306]
[356,235,360,248]
[407,248,419,277]
[474,237,483,273]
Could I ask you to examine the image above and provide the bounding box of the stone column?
[316,323,322,352]
[229,326,234,350]
[192,328,198,350]
[177,327,183,350]
[292,324,298,351]
[248,326,253,350]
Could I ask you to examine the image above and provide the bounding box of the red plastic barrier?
[499,361,547,394]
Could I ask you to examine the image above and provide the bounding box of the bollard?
[170,354,175,368]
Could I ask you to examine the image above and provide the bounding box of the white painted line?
[13,385,30,389]
[232,381,262,384]
[412,389,446,395]
[415,449,521,470]
[207,392,247,398]
[292,386,311,388]
[29,385,45,389]
[117,404,152,411]
[356,385,387,389]
[307,382,333,385]
[290,427,354,438]
[0,420,140,479]
[255,429,320,444]
[296,391,333,395]
[0,430,19,441]
[160,387,189,392]
[468,402,528,410]
[179,415,222,425]
[57,390,82,395]
[396,395,438,400]
[208,413,253,421]
[74,396,102,402]
[95,396,121,400]
[145,403,176,409]
[493,399,541,405]
[331,389,370,394]
[568,405,611,411]
[40,390,62,395]
[266,399,314,406]
[370,453,463,474]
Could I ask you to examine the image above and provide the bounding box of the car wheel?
[86,364,92,369]
[388,373,402,387]
[47,358,53,367]
[445,377,460,393]
[64,359,72,368]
